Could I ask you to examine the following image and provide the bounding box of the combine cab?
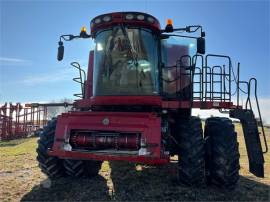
[37,12,268,188]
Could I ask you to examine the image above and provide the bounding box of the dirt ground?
[0,124,269,201]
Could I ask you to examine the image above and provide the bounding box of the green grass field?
[0,124,269,201]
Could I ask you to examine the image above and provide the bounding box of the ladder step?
[229,109,264,177]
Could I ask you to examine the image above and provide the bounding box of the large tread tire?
[36,118,65,178]
[204,117,240,189]
[177,116,205,186]
[64,159,102,178]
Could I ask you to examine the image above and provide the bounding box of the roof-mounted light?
[80,26,90,38]
[126,14,134,20]
[81,26,87,33]
[94,18,101,24]
[147,16,155,23]
[103,15,111,22]
[137,14,145,20]
[165,19,174,32]
[90,22,94,28]
[167,19,173,26]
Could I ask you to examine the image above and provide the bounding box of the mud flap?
[230,109,264,177]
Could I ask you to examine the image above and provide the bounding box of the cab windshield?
[93,26,159,96]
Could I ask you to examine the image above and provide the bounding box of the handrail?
[161,54,232,103]
[205,54,232,102]
[71,62,86,98]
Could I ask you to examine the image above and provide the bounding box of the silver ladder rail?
[71,62,86,98]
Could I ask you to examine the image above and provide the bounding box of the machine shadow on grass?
[21,161,269,201]
[109,161,270,201]
[21,175,110,201]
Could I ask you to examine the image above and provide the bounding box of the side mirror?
[57,41,64,61]
[197,37,205,54]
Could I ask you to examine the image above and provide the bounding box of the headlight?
[103,15,111,22]
[94,18,101,24]
[137,14,145,20]
[126,14,134,20]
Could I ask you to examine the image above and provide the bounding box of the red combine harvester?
[37,12,268,188]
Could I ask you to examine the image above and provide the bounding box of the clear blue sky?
[0,0,269,103]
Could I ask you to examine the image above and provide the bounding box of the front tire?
[36,119,65,178]
[176,116,205,186]
[64,159,102,177]
[204,117,240,189]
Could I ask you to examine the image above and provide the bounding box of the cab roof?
[90,12,161,36]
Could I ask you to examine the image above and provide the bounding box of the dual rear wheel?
[204,117,240,188]
[176,116,240,188]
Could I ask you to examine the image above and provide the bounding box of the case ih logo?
[102,118,110,125]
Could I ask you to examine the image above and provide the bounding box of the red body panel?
[161,101,235,109]
[48,150,169,165]
[75,96,162,108]
[85,51,94,98]
[74,96,235,109]
[50,111,169,164]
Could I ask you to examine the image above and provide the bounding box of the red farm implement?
[0,102,72,140]
[0,102,47,140]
